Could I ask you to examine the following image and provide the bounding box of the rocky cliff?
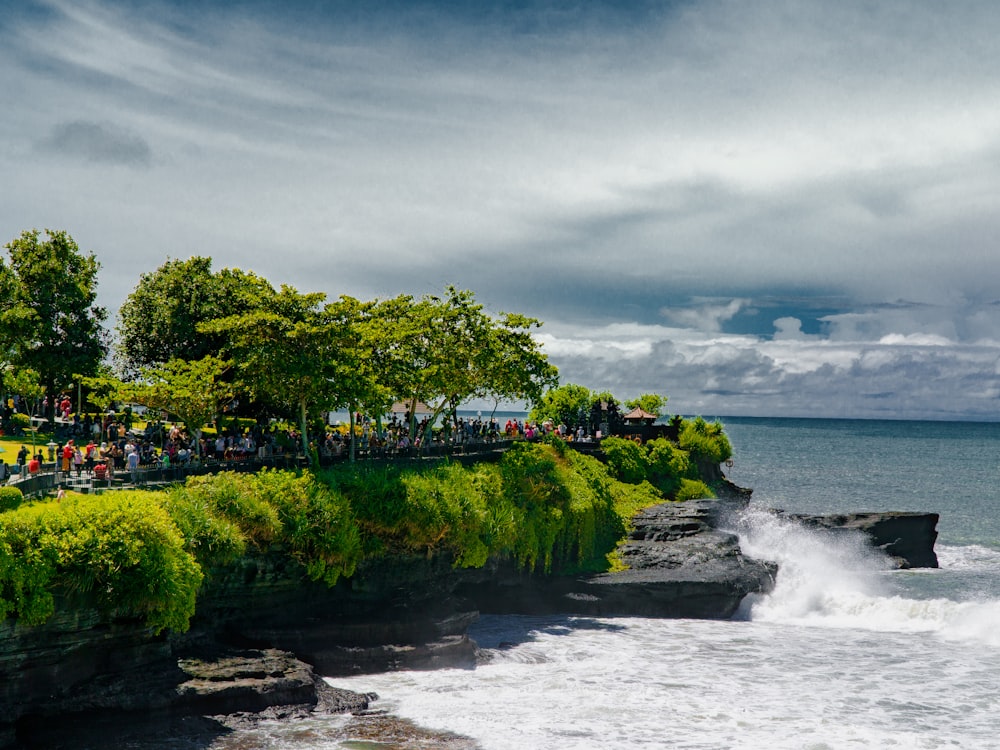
[453,498,776,619]
[777,510,939,569]
[0,500,938,748]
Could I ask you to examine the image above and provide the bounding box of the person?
[27,454,41,475]
[85,441,97,474]
[0,459,8,484]
[127,449,139,484]
[17,445,28,468]
[61,441,74,474]
[73,445,84,477]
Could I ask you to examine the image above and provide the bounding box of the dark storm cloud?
[37,120,152,166]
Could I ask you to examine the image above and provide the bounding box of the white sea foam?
[733,509,1000,648]
[330,612,1000,750]
[936,542,1000,571]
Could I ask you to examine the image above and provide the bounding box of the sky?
[3,0,1000,421]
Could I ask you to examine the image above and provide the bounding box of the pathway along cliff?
[0,496,938,749]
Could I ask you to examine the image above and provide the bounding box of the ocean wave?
[936,542,1000,571]
[734,509,1000,646]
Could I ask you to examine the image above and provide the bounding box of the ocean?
[219,418,1000,749]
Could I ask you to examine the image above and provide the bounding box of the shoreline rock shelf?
[0,500,940,748]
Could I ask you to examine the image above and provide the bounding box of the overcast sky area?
[3,0,1000,421]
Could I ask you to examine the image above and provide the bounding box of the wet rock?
[455,499,777,619]
[778,511,940,568]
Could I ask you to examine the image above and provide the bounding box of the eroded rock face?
[777,511,940,569]
[14,648,374,750]
[454,499,778,620]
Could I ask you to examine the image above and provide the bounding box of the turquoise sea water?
[137,418,1000,749]
[721,417,1000,549]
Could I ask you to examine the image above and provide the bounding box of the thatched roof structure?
[623,407,657,424]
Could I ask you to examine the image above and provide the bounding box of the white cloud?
[660,299,748,333]
[773,317,809,341]
[539,319,1000,420]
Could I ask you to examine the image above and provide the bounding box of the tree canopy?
[372,287,556,443]
[624,393,667,418]
[200,287,366,457]
[115,256,274,377]
[1,229,107,413]
[1,236,560,448]
[127,356,233,457]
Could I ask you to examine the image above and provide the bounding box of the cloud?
[538,319,1000,421]
[660,299,748,333]
[773,317,809,341]
[36,120,152,166]
[3,0,1000,419]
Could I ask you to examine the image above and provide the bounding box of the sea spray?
[731,508,1000,646]
[732,507,892,624]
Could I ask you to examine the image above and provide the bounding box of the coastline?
[0,493,940,749]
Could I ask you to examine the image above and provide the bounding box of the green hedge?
[0,438,693,632]
[601,435,713,500]
[0,487,23,513]
[0,493,202,632]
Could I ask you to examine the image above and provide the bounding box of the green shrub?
[0,494,203,633]
[400,463,491,568]
[10,413,30,431]
[495,442,627,574]
[249,469,361,585]
[0,504,58,624]
[644,438,695,496]
[678,416,732,465]
[325,463,408,546]
[675,478,715,502]
[160,486,247,567]
[181,472,282,546]
[0,487,24,513]
[172,470,361,586]
[601,437,647,484]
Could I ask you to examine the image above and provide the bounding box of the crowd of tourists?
[0,392,603,489]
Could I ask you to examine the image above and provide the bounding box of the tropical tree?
[0,261,18,397]
[115,257,273,377]
[200,287,363,459]
[3,367,45,420]
[678,416,732,481]
[78,368,129,414]
[530,383,592,430]
[2,229,108,417]
[127,356,232,457]
[473,310,558,420]
[375,288,555,445]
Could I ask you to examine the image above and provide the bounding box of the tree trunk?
[299,398,310,459]
[348,405,356,462]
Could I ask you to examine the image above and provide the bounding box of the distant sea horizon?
[328,408,1000,427]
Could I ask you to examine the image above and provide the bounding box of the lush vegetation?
[0,230,737,641]
[0,230,107,408]
[0,492,201,632]
[2,235,556,453]
[600,416,732,501]
[0,440,674,633]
